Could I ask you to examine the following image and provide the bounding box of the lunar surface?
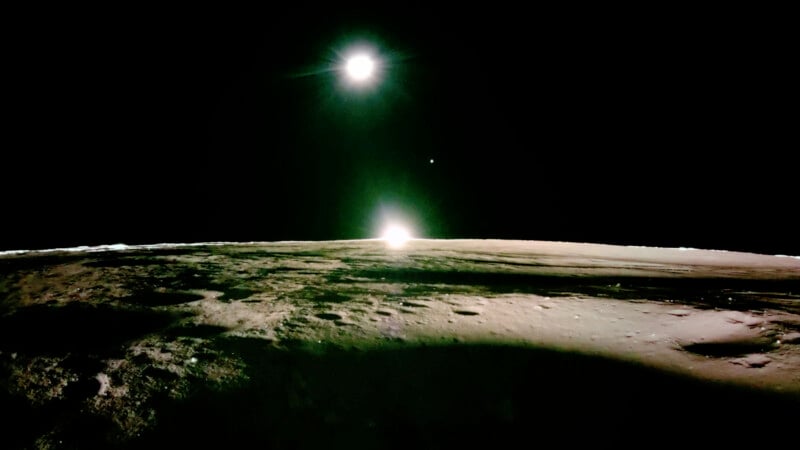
[1,239,799,448]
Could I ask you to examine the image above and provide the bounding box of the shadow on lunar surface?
[337,268,800,312]
[121,291,205,306]
[117,337,797,449]
[83,257,180,268]
[0,303,186,354]
[163,324,230,340]
[314,312,343,321]
[215,287,258,302]
[6,331,795,448]
[314,291,351,303]
[100,259,256,302]
[681,338,776,357]
[225,250,330,259]
[0,253,90,271]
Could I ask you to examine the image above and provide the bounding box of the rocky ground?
[1,240,799,448]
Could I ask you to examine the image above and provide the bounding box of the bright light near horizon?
[381,225,411,248]
[345,54,375,81]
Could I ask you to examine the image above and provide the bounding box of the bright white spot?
[430,159,434,164]
[346,54,374,81]
[381,225,411,248]
[96,373,110,396]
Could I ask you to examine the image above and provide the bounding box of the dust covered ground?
[1,239,799,448]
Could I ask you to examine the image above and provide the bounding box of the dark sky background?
[3,5,796,255]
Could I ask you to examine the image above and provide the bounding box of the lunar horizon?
[3,238,799,260]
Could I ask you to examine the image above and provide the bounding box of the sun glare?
[381,225,411,248]
[345,54,375,81]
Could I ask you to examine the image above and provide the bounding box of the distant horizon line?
[1,239,798,260]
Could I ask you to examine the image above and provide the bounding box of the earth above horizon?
[2,239,799,448]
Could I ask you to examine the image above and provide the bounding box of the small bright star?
[430,159,434,164]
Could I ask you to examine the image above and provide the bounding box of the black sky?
[3,5,796,255]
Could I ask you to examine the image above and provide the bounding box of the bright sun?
[345,54,375,81]
[381,225,411,248]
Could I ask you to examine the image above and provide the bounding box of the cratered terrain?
[1,239,799,448]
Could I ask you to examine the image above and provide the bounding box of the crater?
[311,292,350,303]
[218,288,257,302]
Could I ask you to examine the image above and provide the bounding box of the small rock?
[668,309,691,317]
[730,354,771,368]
